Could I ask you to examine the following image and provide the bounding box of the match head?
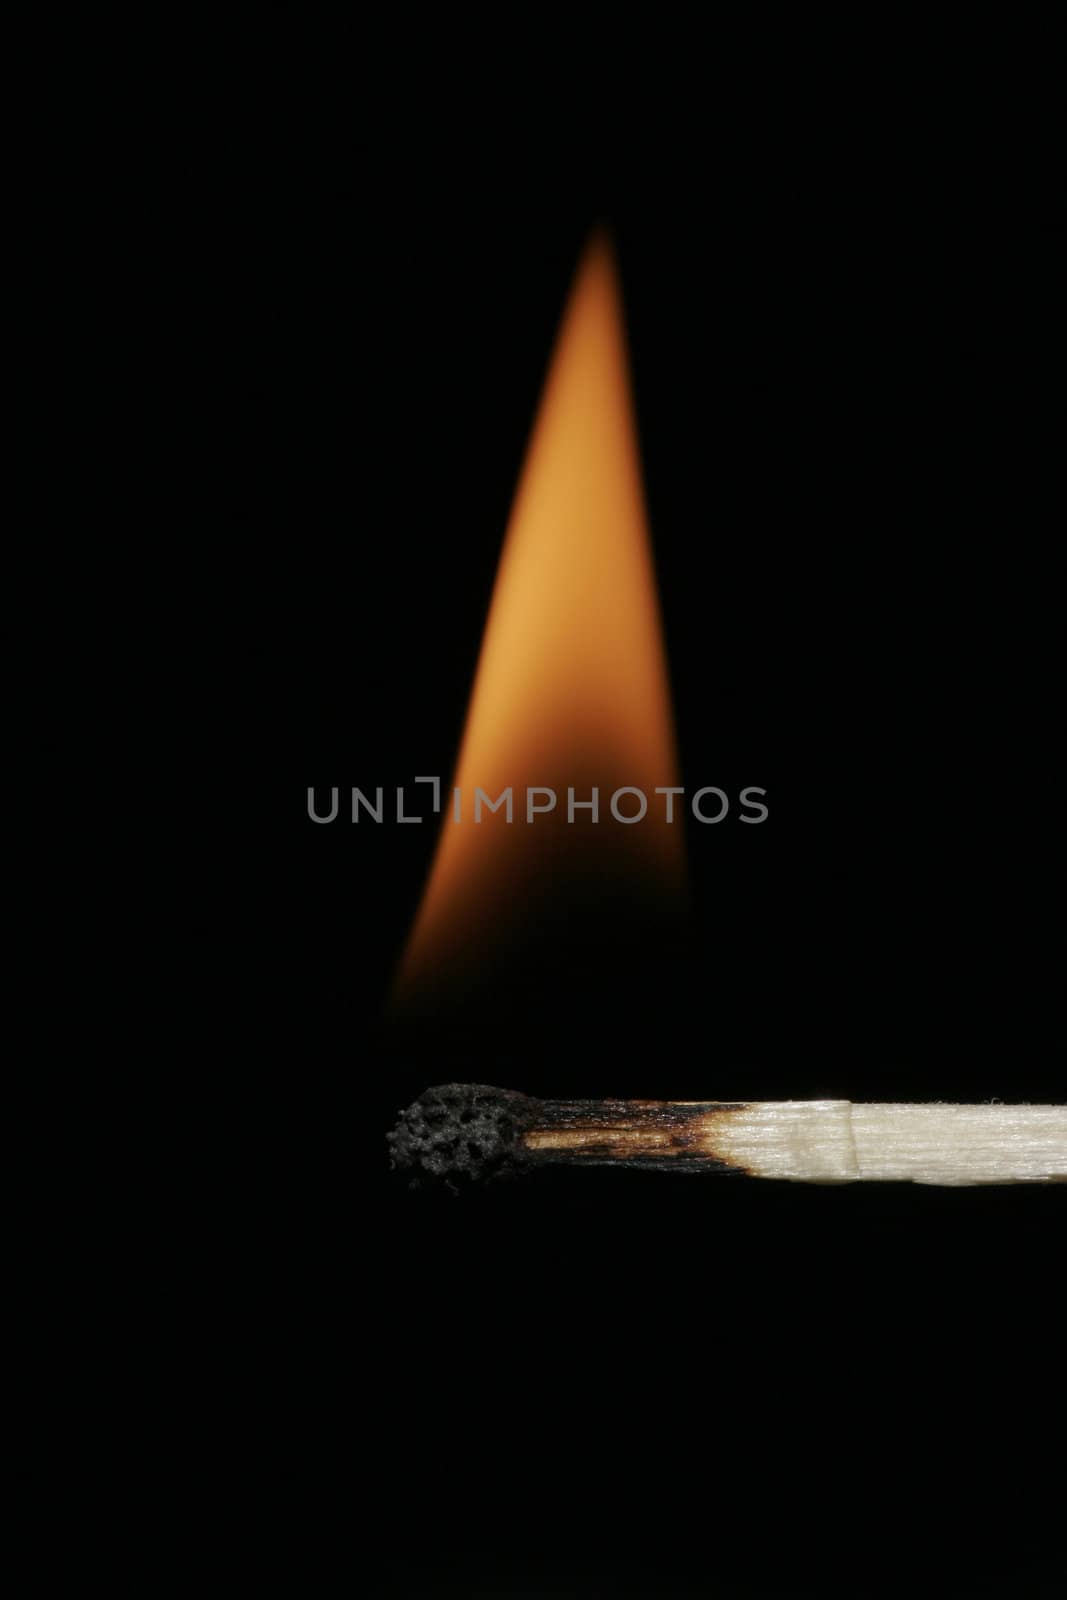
[388,1083,535,1183]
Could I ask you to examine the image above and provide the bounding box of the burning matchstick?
[384,242,1062,1192]
[389,1085,1067,1187]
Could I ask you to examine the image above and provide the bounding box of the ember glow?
[394,231,684,1003]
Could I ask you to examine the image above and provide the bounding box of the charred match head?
[388,1083,535,1182]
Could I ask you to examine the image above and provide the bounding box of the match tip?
[388,1083,534,1183]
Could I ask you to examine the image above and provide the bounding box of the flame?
[394,230,684,1004]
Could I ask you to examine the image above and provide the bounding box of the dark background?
[134,20,1062,1596]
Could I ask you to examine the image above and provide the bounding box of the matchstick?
[389,1084,1067,1186]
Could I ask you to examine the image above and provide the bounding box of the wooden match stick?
[389,1085,1067,1186]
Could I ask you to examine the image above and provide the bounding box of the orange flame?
[394,230,684,1004]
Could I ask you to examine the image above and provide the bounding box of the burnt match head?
[388,1083,534,1183]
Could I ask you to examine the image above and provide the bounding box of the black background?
[136,20,1062,1596]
